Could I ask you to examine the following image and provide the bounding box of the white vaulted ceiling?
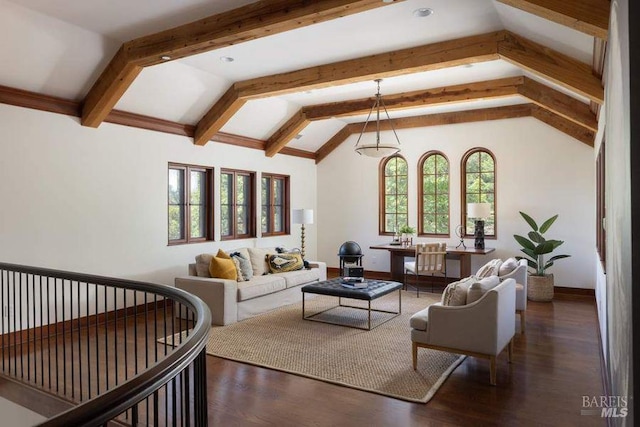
[0,0,603,155]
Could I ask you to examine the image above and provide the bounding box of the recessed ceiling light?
[464,64,474,68]
[220,56,234,63]
[294,134,304,140]
[160,55,171,61]
[413,8,434,18]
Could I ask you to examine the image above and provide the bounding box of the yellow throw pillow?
[209,255,237,280]
[216,249,231,259]
[267,253,304,273]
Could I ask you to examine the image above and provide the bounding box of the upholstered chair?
[410,278,516,385]
[403,243,447,296]
[499,259,528,333]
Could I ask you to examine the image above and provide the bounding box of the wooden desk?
[369,244,495,281]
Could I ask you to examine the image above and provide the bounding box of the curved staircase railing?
[0,262,211,426]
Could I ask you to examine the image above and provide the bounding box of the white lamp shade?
[292,209,314,225]
[467,203,491,219]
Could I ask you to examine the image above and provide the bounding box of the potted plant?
[399,225,416,245]
[513,212,571,301]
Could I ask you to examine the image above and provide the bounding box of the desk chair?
[403,243,447,296]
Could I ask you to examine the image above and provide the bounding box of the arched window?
[419,151,450,236]
[461,148,496,237]
[379,155,408,235]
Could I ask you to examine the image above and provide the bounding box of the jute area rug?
[205,290,464,403]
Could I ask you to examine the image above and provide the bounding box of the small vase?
[527,274,554,302]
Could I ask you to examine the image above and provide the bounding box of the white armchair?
[499,259,528,333]
[410,278,516,385]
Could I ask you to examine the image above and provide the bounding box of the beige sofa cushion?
[195,254,214,277]
[476,258,503,278]
[273,268,320,288]
[441,276,475,306]
[237,275,286,302]
[247,247,276,276]
[498,257,518,276]
[467,275,501,304]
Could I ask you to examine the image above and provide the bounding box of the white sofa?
[175,247,327,325]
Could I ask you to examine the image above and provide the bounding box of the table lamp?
[292,209,313,258]
[467,203,491,249]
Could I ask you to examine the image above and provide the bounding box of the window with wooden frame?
[168,163,214,244]
[379,155,408,235]
[220,169,256,240]
[596,141,606,270]
[461,148,496,237]
[261,173,290,236]
[419,151,450,236]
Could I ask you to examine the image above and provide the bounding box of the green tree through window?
[380,155,408,234]
[168,164,213,244]
[221,169,256,240]
[462,148,496,236]
[419,151,450,236]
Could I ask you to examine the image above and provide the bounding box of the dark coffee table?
[301,278,402,330]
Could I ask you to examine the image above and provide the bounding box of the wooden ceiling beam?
[305,76,523,120]
[267,77,521,156]
[518,76,598,131]
[498,31,604,103]
[236,32,502,99]
[315,124,361,164]
[80,0,400,129]
[495,0,609,40]
[265,111,310,157]
[530,105,595,146]
[314,105,532,163]
[195,86,246,146]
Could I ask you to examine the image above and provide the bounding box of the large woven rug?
[205,290,464,403]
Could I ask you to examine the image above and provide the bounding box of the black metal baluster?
[172,377,177,427]
[27,274,31,382]
[134,291,138,375]
[39,275,43,387]
[85,281,90,400]
[1,269,5,373]
[184,366,191,427]
[153,389,159,427]
[104,284,108,392]
[124,291,128,382]
[47,276,51,390]
[12,271,17,378]
[154,294,158,363]
[145,292,149,425]
[94,283,99,397]
[71,280,75,400]
[19,272,23,379]
[62,279,67,397]
[55,278,59,393]
[114,287,118,386]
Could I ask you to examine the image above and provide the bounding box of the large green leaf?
[514,234,535,250]
[548,254,570,262]
[528,231,545,243]
[519,211,538,231]
[539,215,559,234]
[520,248,537,261]
[546,239,565,250]
[533,240,556,255]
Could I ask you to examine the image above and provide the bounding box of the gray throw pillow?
[230,252,253,280]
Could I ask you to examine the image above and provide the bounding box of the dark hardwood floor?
[0,292,604,426]
[205,293,604,426]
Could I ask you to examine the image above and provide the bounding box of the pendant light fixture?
[354,79,401,157]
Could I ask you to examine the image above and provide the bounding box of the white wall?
[317,116,595,288]
[0,104,317,286]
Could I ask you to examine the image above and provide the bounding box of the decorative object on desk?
[338,241,364,276]
[513,212,571,302]
[455,225,466,249]
[292,209,313,258]
[343,265,364,278]
[467,203,491,249]
[354,79,401,157]
[399,225,416,246]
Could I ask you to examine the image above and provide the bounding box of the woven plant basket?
[527,274,554,302]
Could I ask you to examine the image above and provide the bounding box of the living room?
[0,0,637,425]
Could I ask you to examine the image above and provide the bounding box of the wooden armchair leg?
[508,339,513,363]
[489,355,497,385]
[519,310,526,334]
